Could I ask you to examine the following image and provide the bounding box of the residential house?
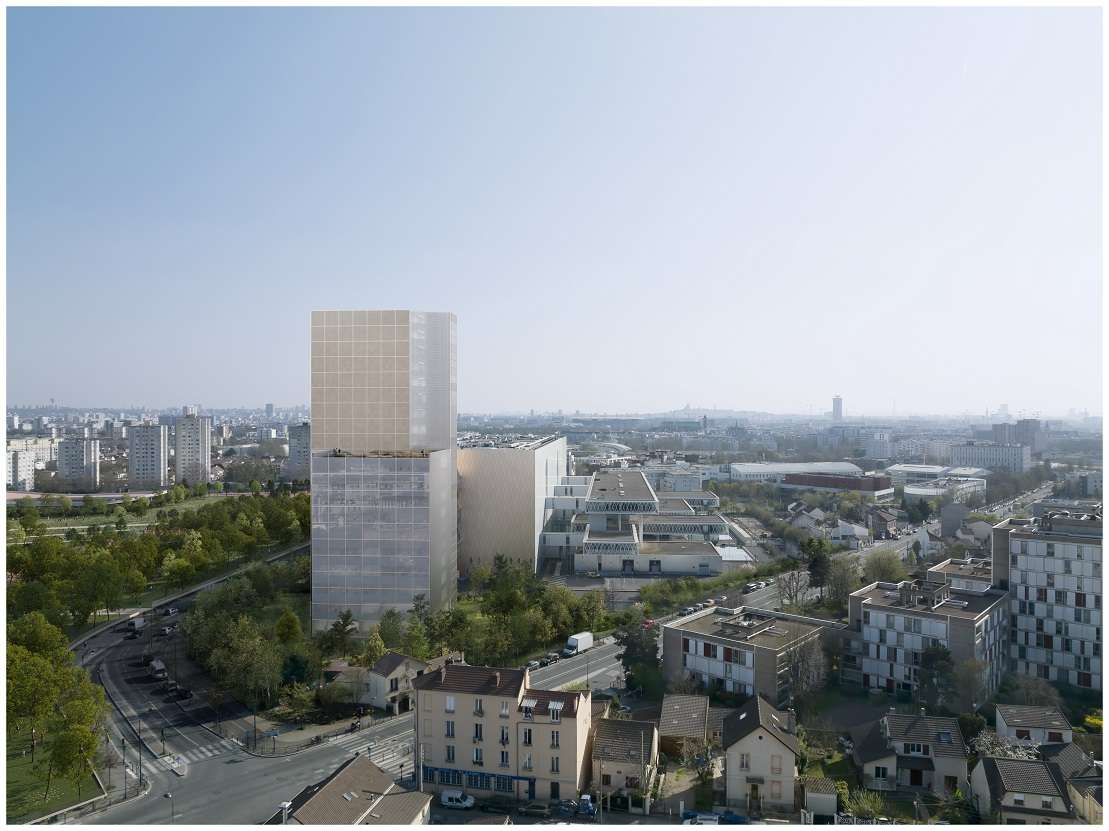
[266,753,432,825]
[970,756,1075,824]
[591,719,659,816]
[829,521,870,550]
[722,695,799,815]
[851,711,968,797]
[325,652,462,713]
[413,664,591,804]
[868,508,899,541]
[1041,742,1103,825]
[658,694,710,756]
[995,705,1073,747]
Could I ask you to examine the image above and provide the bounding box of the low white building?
[995,705,1073,747]
[903,477,986,505]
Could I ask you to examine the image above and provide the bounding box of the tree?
[806,542,831,599]
[326,610,357,658]
[46,724,99,799]
[917,646,956,711]
[998,675,1063,709]
[679,736,714,782]
[844,788,885,819]
[362,626,387,668]
[911,540,922,560]
[468,563,492,594]
[826,558,859,613]
[968,731,1039,761]
[9,612,71,661]
[785,631,827,703]
[952,659,987,712]
[776,569,807,612]
[958,713,986,743]
[863,549,907,584]
[378,610,404,649]
[402,616,431,660]
[274,608,303,645]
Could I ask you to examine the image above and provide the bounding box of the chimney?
[919,707,926,718]
[493,671,500,687]
[439,665,447,682]
[888,706,896,714]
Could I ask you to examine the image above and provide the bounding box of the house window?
[1046,544,1055,557]
[445,720,455,738]
[1076,593,1086,608]
[601,773,611,786]
[500,700,510,718]
[523,728,532,746]
[904,742,923,754]
[446,745,455,763]
[551,730,560,748]
[389,678,399,692]
[523,754,533,771]
[682,637,690,653]
[474,723,483,741]
[1015,729,1031,740]
[1048,731,1063,743]
[1013,794,1025,806]
[500,726,509,744]
[1041,798,1053,809]
[445,695,456,713]
[473,748,483,766]
[551,708,560,723]
[500,751,509,768]
[771,755,782,775]
[874,766,888,781]
[771,781,782,800]
[551,757,560,773]
[474,698,484,716]
[739,753,750,771]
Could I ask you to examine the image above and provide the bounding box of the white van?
[439,790,476,810]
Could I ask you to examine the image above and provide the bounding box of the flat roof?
[662,491,719,501]
[638,541,720,557]
[634,514,727,526]
[1003,513,1103,544]
[458,434,563,450]
[853,582,1006,620]
[588,470,656,502]
[675,608,824,649]
[885,464,948,474]
[929,558,992,581]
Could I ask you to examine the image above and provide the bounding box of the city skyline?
[7,7,1101,416]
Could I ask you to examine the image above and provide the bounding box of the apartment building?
[57,437,100,490]
[457,435,567,576]
[310,310,457,632]
[412,664,590,804]
[662,606,837,708]
[992,507,1102,690]
[6,436,59,467]
[128,424,168,490]
[949,442,1032,473]
[843,570,1008,703]
[174,414,212,485]
[7,450,35,491]
[286,422,311,481]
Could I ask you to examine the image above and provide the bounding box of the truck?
[127,616,147,632]
[561,631,594,658]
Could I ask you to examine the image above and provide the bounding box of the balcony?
[500,738,510,746]
[473,759,484,767]
[863,776,896,792]
[473,736,483,743]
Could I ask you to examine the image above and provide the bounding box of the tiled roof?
[996,704,1072,731]
[800,777,837,794]
[722,695,799,756]
[851,720,892,765]
[370,652,423,677]
[270,754,431,825]
[979,756,1074,817]
[523,688,583,719]
[883,714,966,758]
[659,694,709,739]
[411,665,525,697]
[592,719,657,764]
[1040,743,1099,781]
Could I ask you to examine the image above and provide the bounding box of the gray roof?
[996,704,1072,731]
[722,695,799,756]
[883,714,967,758]
[800,777,837,795]
[658,694,709,740]
[1040,743,1099,781]
[978,756,1073,816]
[370,652,424,677]
[851,721,892,765]
[592,719,657,764]
[412,665,525,697]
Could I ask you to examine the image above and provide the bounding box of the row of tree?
[7,613,109,802]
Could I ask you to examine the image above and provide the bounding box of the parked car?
[679,606,696,615]
[539,655,554,667]
[162,607,179,617]
[175,687,194,701]
[683,816,719,825]
[519,802,551,818]
[715,596,728,605]
[480,798,514,815]
[525,660,541,671]
[716,811,749,824]
[545,652,561,664]
[742,584,757,594]
[439,790,476,810]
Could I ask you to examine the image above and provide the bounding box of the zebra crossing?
[150,738,240,769]
[328,731,413,774]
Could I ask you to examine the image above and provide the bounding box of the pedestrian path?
[149,739,240,769]
[329,731,413,774]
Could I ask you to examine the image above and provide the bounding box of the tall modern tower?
[129,424,168,489]
[832,395,843,422]
[310,309,457,633]
[175,414,212,486]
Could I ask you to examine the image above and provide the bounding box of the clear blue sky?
[7,7,1102,416]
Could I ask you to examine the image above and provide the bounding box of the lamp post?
[164,792,175,824]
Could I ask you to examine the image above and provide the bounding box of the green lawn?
[33,493,235,528]
[7,728,102,823]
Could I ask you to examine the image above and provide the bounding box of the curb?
[98,665,161,760]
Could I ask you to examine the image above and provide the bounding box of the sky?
[7,7,1102,417]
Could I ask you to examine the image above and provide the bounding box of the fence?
[233,723,355,756]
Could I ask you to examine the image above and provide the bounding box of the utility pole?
[417,744,424,793]
[121,736,127,799]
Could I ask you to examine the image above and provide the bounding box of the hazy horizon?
[7,8,1102,415]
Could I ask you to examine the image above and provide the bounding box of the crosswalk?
[329,731,413,774]
[150,739,240,769]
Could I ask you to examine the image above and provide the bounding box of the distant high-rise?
[129,424,168,489]
[265,402,275,418]
[286,422,310,481]
[175,415,212,485]
[182,405,198,417]
[832,395,843,422]
[58,438,99,490]
[310,309,457,633]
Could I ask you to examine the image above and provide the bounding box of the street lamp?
[164,792,175,824]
